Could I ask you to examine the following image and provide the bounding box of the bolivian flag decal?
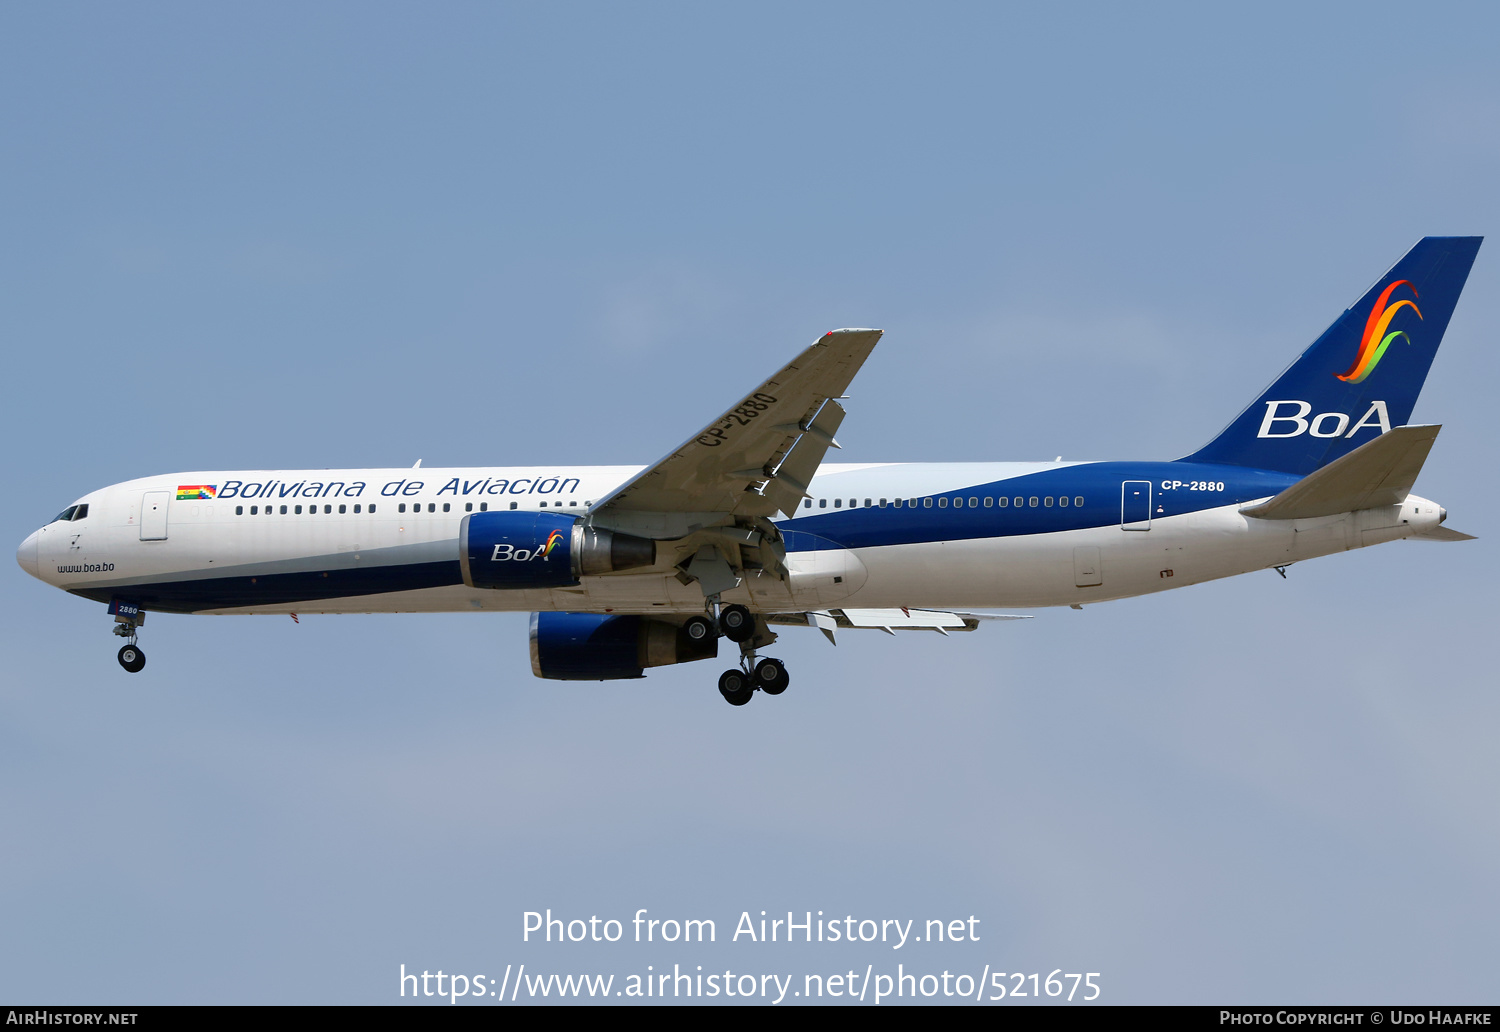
[176,485,217,500]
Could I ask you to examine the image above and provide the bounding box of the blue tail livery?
[1183,236,1481,475]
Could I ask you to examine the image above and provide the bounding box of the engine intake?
[529,612,719,680]
[460,512,656,589]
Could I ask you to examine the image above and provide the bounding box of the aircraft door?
[1120,481,1151,531]
[140,491,170,540]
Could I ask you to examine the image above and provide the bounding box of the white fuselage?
[17,462,1444,618]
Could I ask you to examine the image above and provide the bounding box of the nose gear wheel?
[117,644,146,673]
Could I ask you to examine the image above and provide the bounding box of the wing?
[766,608,1031,644]
[592,328,882,518]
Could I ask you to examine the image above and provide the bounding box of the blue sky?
[3,2,1497,1004]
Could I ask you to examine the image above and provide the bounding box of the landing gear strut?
[111,605,146,673]
[708,604,790,707]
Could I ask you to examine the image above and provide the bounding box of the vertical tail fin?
[1183,236,1481,475]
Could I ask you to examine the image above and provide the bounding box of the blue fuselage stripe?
[80,461,1296,611]
[781,461,1296,549]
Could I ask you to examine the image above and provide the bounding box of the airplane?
[15,236,1481,705]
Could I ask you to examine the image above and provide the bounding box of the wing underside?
[766,608,1031,644]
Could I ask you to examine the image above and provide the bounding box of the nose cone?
[16,530,39,579]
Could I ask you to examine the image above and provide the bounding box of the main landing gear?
[708,603,790,707]
[112,607,146,673]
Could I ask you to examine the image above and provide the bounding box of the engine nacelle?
[460,512,656,589]
[529,612,719,680]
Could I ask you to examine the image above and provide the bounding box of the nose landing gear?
[117,642,146,673]
[110,603,146,673]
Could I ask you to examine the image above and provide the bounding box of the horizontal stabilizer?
[1411,526,1476,542]
[1241,425,1439,521]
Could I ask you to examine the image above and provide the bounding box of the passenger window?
[879,498,886,507]
[570,501,578,507]
[399,504,406,513]
[428,503,435,513]
[478,502,486,511]
[864,498,872,507]
[834,499,842,508]
[1074,496,1084,507]
[509,502,518,510]
[923,498,932,508]
[465,502,473,512]
[354,504,361,513]
[984,497,993,507]
[1014,497,1023,507]
[236,505,243,515]
[803,499,812,509]
[325,505,332,514]
[819,499,827,508]
[339,504,347,514]
[369,504,377,513]
[280,505,287,514]
[1058,496,1068,507]
[295,505,303,514]
[1044,497,1054,507]
[1029,497,1039,507]
[969,497,978,507]
[849,499,856,508]
[442,503,450,513]
[998,497,1008,507]
[251,505,258,515]
[939,497,948,508]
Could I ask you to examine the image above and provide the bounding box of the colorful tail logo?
[539,530,564,558]
[1338,280,1422,383]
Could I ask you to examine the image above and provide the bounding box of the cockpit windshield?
[50,504,88,524]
